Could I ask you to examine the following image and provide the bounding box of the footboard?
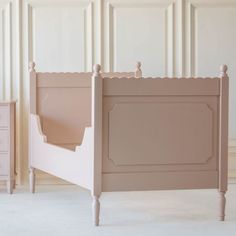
[95,68,229,193]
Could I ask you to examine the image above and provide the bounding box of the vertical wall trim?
[99,0,103,66]
[27,4,33,62]
[1,2,12,100]
[0,8,5,99]
[178,0,185,76]
[84,7,87,71]
[189,3,196,76]
[6,2,12,100]
[185,1,196,77]
[15,0,23,184]
[166,3,175,77]
[107,3,114,71]
[84,3,94,71]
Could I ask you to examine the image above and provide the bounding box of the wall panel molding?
[185,0,236,77]
[104,0,176,77]
[0,1,12,100]
[185,0,236,139]
[25,0,94,71]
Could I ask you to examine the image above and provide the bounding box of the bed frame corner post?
[29,61,37,114]
[218,64,229,221]
[91,64,103,226]
[29,62,37,193]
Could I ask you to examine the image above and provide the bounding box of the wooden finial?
[135,61,142,78]
[220,64,228,77]
[93,64,101,77]
[29,62,36,72]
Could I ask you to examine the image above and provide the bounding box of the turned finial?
[220,64,228,77]
[135,61,142,78]
[93,64,101,76]
[29,62,36,72]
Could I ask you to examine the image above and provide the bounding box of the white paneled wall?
[185,1,236,136]
[26,1,94,72]
[0,0,13,100]
[1,0,236,183]
[103,0,175,77]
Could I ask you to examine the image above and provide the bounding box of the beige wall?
[0,0,236,184]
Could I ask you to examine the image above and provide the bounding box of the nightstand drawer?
[0,106,9,127]
[0,101,15,193]
[0,130,9,151]
[0,157,8,176]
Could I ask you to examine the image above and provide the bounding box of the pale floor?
[0,184,236,236]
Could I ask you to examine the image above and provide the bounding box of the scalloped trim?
[103,76,220,80]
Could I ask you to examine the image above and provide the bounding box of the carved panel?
[107,102,213,166]
[102,95,219,173]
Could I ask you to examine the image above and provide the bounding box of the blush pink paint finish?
[28,62,228,225]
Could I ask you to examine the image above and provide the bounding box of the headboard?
[29,62,142,150]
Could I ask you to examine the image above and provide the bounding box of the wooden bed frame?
[29,62,229,226]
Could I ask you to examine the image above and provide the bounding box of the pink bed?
[29,62,229,226]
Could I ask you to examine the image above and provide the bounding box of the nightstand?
[0,101,16,194]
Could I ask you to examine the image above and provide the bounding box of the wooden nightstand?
[0,101,16,194]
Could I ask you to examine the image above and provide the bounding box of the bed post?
[219,64,229,221]
[29,62,36,193]
[91,64,103,226]
[135,61,142,78]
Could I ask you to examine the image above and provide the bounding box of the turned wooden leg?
[6,180,14,194]
[29,167,35,193]
[219,191,226,221]
[92,195,100,226]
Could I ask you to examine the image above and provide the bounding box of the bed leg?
[92,195,100,226]
[29,167,35,193]
[219,191,226,221]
